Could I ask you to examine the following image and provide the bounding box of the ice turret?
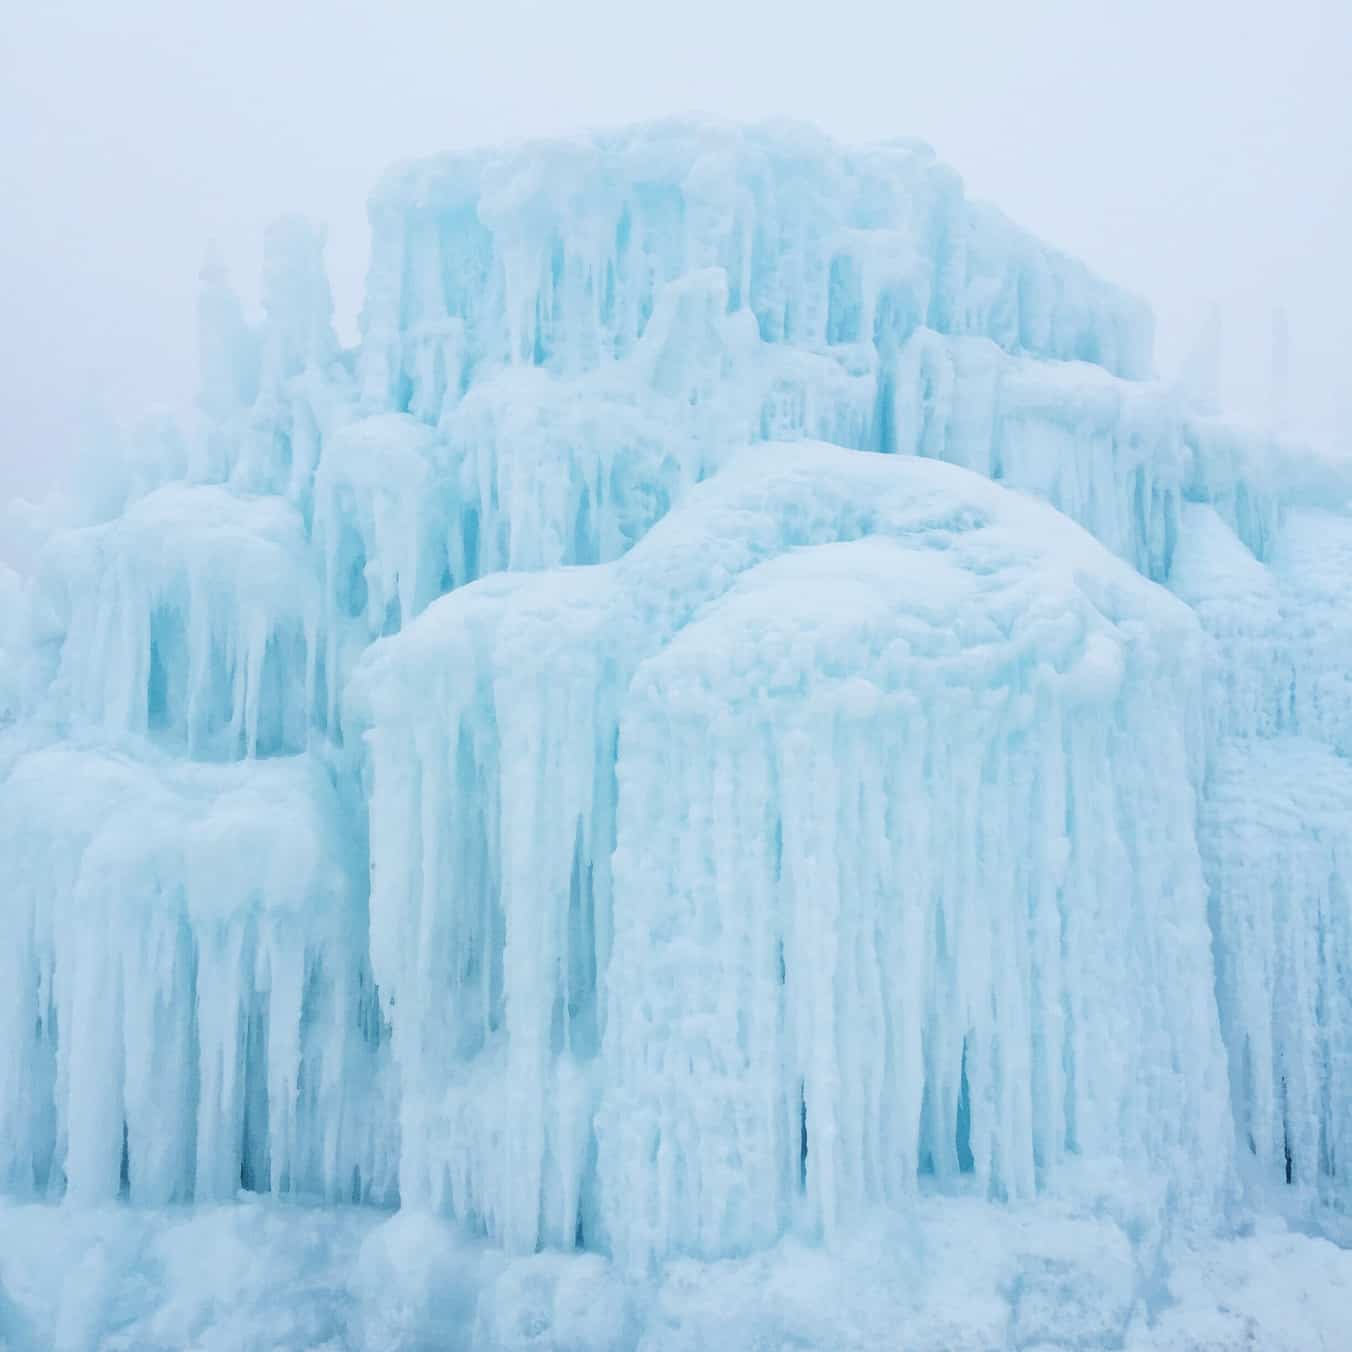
[231,218,352,505]
[258,217,340,394]
[1176,304,1223,415]
[197,242,260,423]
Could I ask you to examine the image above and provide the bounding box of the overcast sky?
[3,0,1349,544]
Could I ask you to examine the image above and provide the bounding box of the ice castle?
[2,119,1350,1348]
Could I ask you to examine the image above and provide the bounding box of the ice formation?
[350,443,1236,1264]
[2,119,1350,1348]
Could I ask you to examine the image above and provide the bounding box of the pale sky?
[3,0,1349,543]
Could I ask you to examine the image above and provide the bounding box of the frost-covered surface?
[3,117,1352,1349]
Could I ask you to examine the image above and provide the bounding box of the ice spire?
[196,241,259,422]
[1176,304,1223,415]
[258,217,339,394]
[230,218,343,501]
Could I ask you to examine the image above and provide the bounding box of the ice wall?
[2,119,1350,1276]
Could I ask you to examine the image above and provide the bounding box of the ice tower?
[2,120,1350,1331]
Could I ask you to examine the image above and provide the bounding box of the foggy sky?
[3,0,1349,552]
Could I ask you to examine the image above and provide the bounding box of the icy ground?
[3,119,1352,1348]
[3,1188,1352,1351]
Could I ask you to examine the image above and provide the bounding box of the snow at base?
[2,118,1351,1349]
[2,1192,1351,1351]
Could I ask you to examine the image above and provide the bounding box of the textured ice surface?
[2,117,1351,1348]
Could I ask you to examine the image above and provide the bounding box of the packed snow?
[2,118,1350,1349]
